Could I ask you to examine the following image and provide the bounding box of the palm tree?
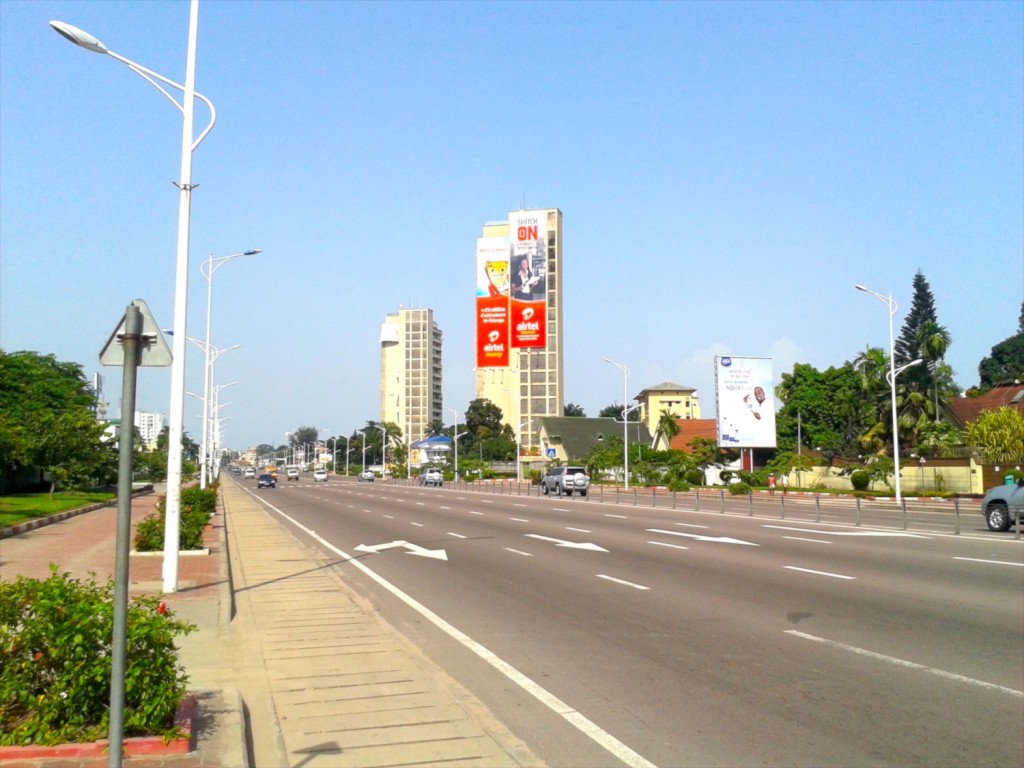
[915,320,952,422]
[655,409,681,449]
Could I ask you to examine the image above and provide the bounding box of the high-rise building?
[134,410,165,449]
[380,307,443,449]
[475,208,563,454]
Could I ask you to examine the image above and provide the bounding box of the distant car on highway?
[243,468,255,478]
[540,466,590,497]
[313,469,328,482]
[419,468,443,487]
[981,477,1024,531]
[359,470,375,482]
[287,468,300,481]
[257,473,276,489]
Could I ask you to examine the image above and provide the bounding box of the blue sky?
[2,0,1022,451]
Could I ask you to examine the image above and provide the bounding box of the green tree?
[655,409,681,447]
[564,402,586,417]
[978,302,1024,390]
[0,350,110,494]
[915,319,952,422]
[965,407,1024,463]
[894,270,939,372]
[598,403,640,420]
[776,361,864,459]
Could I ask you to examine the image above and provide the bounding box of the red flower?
[157,602,167,615]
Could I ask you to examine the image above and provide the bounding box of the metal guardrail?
[388,478,1021,540]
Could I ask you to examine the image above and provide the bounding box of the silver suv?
[981,477,1024,531]
[419,468,443,487]
[541,466,590,497]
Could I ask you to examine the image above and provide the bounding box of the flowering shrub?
[0,566,194,746]
[133,485,217,552]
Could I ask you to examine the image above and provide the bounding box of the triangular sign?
[99,299,173,367]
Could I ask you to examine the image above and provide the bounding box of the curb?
[0,487,155,540]
[0,694,195,759]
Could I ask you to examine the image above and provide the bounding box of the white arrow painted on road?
[354,540,448,560]
[646,529,759,546]
[525,534,609,552]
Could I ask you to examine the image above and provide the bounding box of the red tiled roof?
[946,383,1024,428]
[668,419,718,452]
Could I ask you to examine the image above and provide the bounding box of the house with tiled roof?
[538,417,653,463]
[945,381,1024,429]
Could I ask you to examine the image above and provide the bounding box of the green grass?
[0,491,115,528]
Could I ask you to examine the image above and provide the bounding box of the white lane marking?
[647,529,758,546]
[258,498,659,767]
[510,517,530,523]
[354,540,448,560]
[504,547,534,557]
[470,510,485,515]
[410,522,424,527]
[383,514,394,519]
[552,507,570,512]
[784,536,833,544]
[598,574,650,591]
[605,514,628,519]
[448,532,466,539]
[953,557,1024,567]
[764,525,930,538]
[675,522,709,529]
[784,566,855,580]
[440,506,451,510]
[513,503,527,507]
[785,630,1024,699]
[566,527,591,533]
[526,534,609,552]
[415,502,426,506]
[482,499,494,504]
[648,541,689,551]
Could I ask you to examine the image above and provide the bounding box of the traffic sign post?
[100,300,171,765]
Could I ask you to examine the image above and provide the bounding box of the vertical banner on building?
[509,211,547,349]
[714,356,777,448]
[475,236,510,367]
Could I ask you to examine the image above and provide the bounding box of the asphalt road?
[237,476,1024,768]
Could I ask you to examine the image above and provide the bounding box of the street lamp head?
[243,249,261,256]
[50,20,109,54]
[854,284,868,292]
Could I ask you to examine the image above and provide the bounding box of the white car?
[286,468,300,481]
[358,470,375,482]
[313,469,328,482]
[243,468,255,478]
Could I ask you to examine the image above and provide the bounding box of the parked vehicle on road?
[981,477,1024,531]
[359,470,375,482]
[313,469,328,482]
[419,468,443,487]
[257,473,276,489]
[540,466,590,497]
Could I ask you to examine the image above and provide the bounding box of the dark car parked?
[257,473,277,489]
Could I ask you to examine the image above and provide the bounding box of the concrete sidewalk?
[1,480,542,767]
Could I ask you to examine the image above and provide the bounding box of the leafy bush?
[728,482,751,495]
[0,566,194,746]
[134,486,216,552]
[850,470,871,491]
[667,479,691,492]
[684,469,704,485]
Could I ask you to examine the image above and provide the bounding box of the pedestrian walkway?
[1,481,543,767]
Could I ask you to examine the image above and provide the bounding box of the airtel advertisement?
[476,236,509,367]
[509,211,547,349]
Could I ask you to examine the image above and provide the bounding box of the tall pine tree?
[894,270,938,367]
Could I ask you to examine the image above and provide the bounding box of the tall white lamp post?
[52,5,215,594]
[445,406,464,481]
[368,423,386,476]
[200,250,258,486]
[516,420,532,482]
[854,284,922,502]
[358,430,367,473]
[603,357,631,490]
[186,338,239,488]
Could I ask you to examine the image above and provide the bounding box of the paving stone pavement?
[0,481,544,768]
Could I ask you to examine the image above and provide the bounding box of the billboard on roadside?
[714,356,777,448]
[508,211,547,349]
[475,236,510,367]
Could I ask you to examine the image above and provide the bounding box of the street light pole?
[445,406,461,481]
[186,338,238,488]
[368,423,386,477]
[52,5,216,594]
[358,430,367,473]
[855,284,923,502]
[200,250,259,487]
[603,357,631,490]
[516,420,531,482]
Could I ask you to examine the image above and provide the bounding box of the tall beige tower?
[380,307,443,447]
[474,208,563,455]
